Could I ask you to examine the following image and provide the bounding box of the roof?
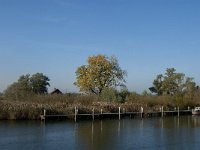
[50,88,63,95]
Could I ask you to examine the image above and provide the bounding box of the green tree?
[100,87,117,102]
[17,74,32,92]
[150,68,197,96]
[5,73,50,99]
[149,74,164,95]
[142,90,152,96]
[4,74,32,99]
[30,73,50,94]
[183,77,196,99]
[75,54,127,94]
[162,68,185,95]
[116,87,130,103]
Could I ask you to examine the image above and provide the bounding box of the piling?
[178,107,180,117]
[44,109,46,117]
[161,106,164,117]
[141,107,143,118]
[160,107,162,116]
[41,109,46,121]
[92,108,94,121]
[75,107,77,122]
[119,107,121,120]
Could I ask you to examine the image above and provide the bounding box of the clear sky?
[0,0,200,93]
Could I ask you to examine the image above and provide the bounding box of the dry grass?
[1,93,200,120]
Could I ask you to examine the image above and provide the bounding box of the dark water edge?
[1,116,200,150]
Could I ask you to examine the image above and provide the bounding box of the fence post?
[43,109,46,120]
[92,108,94,121]
[141,107,143,119]
[160,107,161,117]
[119,107,121,120]
[75,107,77,122]
[44,109,46,117]
[178,107,179,117]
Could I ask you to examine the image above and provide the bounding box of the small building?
[50,88,63,95]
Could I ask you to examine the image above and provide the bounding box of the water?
[1,116,200,150]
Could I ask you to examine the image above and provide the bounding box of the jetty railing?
[40,106,192,122]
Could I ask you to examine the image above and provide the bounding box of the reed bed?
[0,93,200,120]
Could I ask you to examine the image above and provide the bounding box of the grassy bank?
[1,93,200,120]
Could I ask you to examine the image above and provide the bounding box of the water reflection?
[74,116,200,150]
[155,116,200,129]
[191,115,200,127]
[118,121,120,137]
[1,116,200,150]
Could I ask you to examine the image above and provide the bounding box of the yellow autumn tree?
[74,54,127,94]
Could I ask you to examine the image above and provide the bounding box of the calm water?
[1,116,200,150]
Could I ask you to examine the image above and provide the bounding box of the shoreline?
[0,99,194,120]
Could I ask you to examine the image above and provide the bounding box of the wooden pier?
[40,106,192,122]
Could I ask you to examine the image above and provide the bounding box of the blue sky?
[0,0,200,93]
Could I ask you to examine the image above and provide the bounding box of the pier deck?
[40,107,192,121]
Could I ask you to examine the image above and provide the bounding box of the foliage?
[30,73,50,94]
[75,54,126,94]
[99,87,129,103]
[149,74,163,95]
[150,68,197,96]
[4,73,50,100]
[100,87,117,102]
[116,87,130,103]
[142,90,152,96]
[127,92,140,102]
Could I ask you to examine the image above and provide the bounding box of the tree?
[150,68,197,96]
[17,74,32,92]
[100,87,117,102]
[142,90,152,96]
[149,74,164,95]
[183,77,196,99]
[116,87,130,103]
[4,74,32,99]
[30,73,50,94]
[5,73,50,99]
[162,68,185,95]
[75,54,127,94]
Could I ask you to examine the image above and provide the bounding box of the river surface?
[1,116,200,150]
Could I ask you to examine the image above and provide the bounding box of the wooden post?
[160,107,162,117]
[119,107,121,120]
[92,108,94,121]
[42,109,46,121]
[75,107,77,122]
[188,106,190,110]
[161,106,164,117]
[101,109,103,115]
[141,107,143,119]
[44,109,46,117]
[178,107,179,117]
